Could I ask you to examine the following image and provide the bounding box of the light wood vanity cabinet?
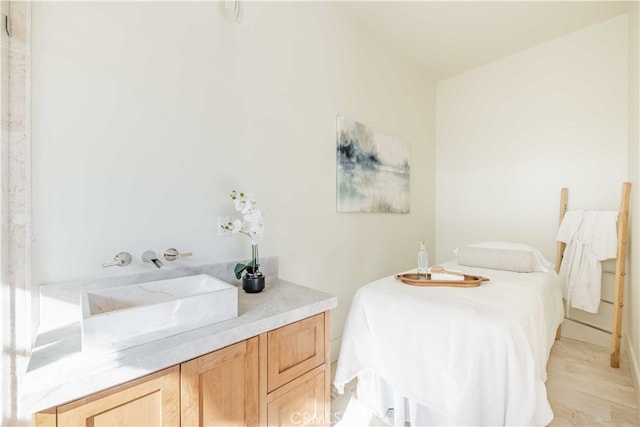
[35,312,330,427]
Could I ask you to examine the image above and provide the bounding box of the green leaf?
[234,263,249,279]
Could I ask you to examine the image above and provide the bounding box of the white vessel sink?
[80,274,238,354]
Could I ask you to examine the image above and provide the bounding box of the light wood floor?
[331,337,639,426]
[547,338,638,426]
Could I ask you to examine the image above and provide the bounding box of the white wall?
[436,15,628,265]
[31,2,436,354]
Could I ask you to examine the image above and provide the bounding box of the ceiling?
[339,1,633,80]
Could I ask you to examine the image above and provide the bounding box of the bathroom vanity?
[22,259,337,426]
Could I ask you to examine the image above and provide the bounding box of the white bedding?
[333,261,564,426]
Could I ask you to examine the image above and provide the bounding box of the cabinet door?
[267,313,325,392]
[56,366,180,427]
[267,367,326,427]
[181,337,259,427]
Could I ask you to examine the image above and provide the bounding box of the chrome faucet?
[142,250,163,268]
[102,252,132,268]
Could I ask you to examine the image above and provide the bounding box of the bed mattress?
[333,261,564,426]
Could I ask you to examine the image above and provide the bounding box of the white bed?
[333,258,564,426]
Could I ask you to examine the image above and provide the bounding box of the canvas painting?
[336,115,410,213]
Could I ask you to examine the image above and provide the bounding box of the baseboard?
[561,318,610,348]
[624,334,640,409]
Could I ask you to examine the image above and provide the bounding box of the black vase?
[242,271,265,293]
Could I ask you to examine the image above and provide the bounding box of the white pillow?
[457,246,535,273]
[454,241,553,273]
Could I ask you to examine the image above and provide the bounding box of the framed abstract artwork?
[336,115,410,213]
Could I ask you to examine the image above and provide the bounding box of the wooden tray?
[395,273,490,288]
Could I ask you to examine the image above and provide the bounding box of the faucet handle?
[164,248,193,262]
[102,252,132,268]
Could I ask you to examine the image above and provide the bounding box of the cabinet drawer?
[267,367,326,427]
[267,313,325,392]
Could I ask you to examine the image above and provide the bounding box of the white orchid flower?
[222,190,266,277]
[233,198,249,214]
[232,192,256,215]
[243,208,262,224]
[249,223,264,242]
[230,219,242,233]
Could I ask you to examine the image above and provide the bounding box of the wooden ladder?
[555,182,631,368]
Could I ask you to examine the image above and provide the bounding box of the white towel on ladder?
[556,210,618,313]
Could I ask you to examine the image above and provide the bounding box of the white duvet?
[333,261,564,426]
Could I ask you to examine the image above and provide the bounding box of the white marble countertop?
[21,262,337,416]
